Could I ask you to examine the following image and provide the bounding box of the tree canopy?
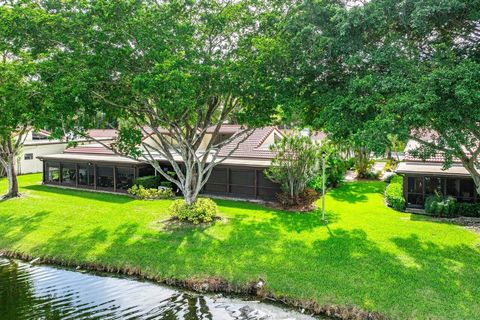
[43,0,284,204]
[0,1,60,198]
[279,0,480,190]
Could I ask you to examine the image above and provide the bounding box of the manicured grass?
[1,174,479,319]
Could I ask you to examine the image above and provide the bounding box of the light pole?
[321,151,326,222]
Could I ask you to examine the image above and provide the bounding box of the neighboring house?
[16,129,117,175]
[396,139,479,208]
[38,126,284,201]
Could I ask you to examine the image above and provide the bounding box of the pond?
[0,258,318,319]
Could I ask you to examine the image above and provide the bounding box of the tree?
[44,0,280,205]
[280,0,480,193]
[0,2,58,198]
[266,134,321,203]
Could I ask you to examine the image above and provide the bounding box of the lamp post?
[321,151,326,222]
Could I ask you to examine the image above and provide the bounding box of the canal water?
[0,258,318,319]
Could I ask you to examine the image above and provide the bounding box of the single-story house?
[396,139,479,208]
[16,129,117,175]
[38,126,285,201]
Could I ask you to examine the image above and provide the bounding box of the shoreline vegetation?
[1,174,479,319]
[0,251,384,320]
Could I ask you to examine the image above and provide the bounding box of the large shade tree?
[280,0,480,192]
[43,0,283,205]
[0,2,58,198]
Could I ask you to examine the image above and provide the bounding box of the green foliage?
[384,159,398,173]
[308,144,348,190]
[385,175,406,211]
[160,181,173,189]
[279,0,480,191]
[266,134,321,204]
[170,198,218,224]
[425,195,457,217]
[276,188,320,210]
[453,203,480,218]
[133,176,162,189]
[127,185,174,200]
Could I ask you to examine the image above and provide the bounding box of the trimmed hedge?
[385,175,406,211]
[133,175,162,189]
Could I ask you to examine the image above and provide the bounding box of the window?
[459,179,475,201]
[46,162,60,183]
[78,164,94,187]
[116,167,134,190]
[61,164,76,185]
[407,177,423,194]
[24,153,34,160]
[424,177,442,196]
[96,166,114,189]
[445,179,460,197]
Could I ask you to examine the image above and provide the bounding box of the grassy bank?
[1,174,479,319]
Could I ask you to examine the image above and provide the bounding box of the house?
[396,139,479,208]
[38,126,284,201]
[16,129,117,175]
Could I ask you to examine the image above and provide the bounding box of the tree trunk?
[462,159,480,197]
[1,134,21,199]
[4,154,19,198]
[354,148,370,178]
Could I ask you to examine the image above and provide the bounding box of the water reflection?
[0,258,317,319]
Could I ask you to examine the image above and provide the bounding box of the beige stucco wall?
[17,143,68,174]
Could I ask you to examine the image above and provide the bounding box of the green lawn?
[1,174,479,319]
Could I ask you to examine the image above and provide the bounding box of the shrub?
[385,175,406,211]
[133,175,162,189]
[362,170,381,180]
[425,195,457,217]
[128,185,174,200]
[453,202,480,217]
[384,159,398,172]
[160,181,173,189]
[170,198,218,224]
[277,188,320,209]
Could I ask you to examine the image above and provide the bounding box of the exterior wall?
[41,160,281,201]
[202,165,281,201]
[17,140,102,175]
[42,159,145,193]
[402,173,478,208]
[17,143,68,174]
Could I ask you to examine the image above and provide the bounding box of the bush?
[362,170,381,180]
[133,175,162,189]
[385,175,406,211]
[453,202,480,217]
[277,188,320,209]
[160,181,173,188]
[425,195,457,217]
[170,198,219,224]
[128,185,174,200]
[384,159,398,172]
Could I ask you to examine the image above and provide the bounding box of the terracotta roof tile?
[217,126,282,160]
[87,129,118,139]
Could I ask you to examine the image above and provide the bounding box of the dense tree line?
[1,0,479,200]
